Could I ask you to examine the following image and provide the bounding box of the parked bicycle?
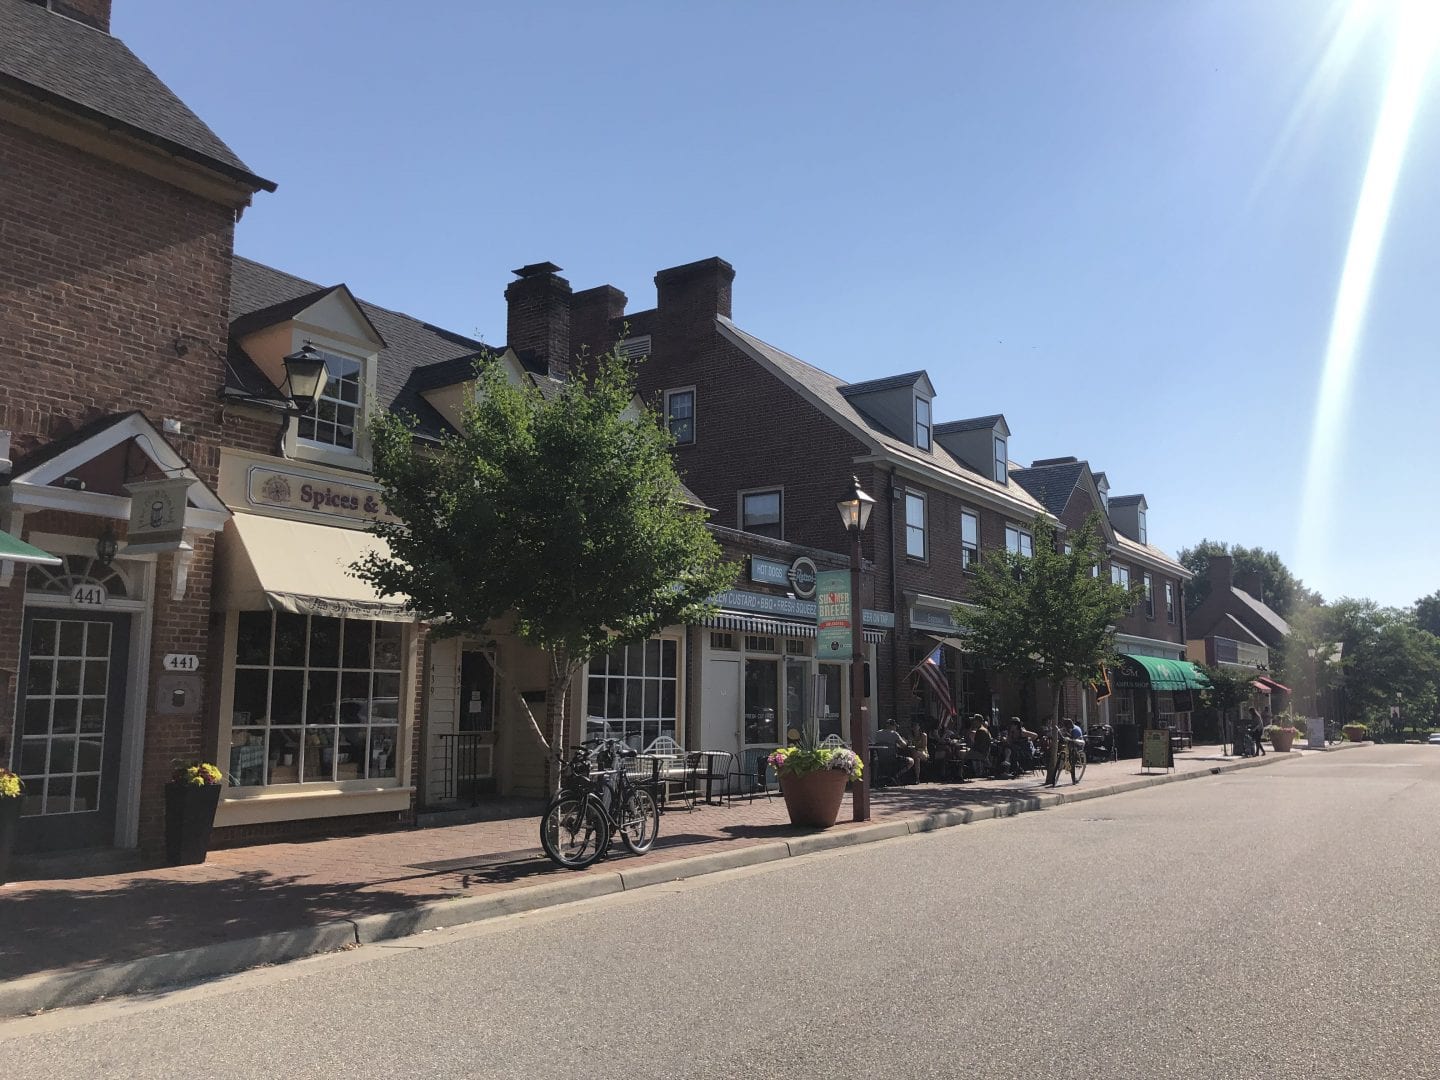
[1041,733,1086,785]
[539,739,661,870]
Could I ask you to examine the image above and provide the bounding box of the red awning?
[1259,676,1291,694]
[1252,681,1270,693]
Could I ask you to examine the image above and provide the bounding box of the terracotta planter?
[779,769,849,829]
[165,783,222,865]
[1269,729,1296,753]
[0,796,21,885]
[1343,725,1368,743]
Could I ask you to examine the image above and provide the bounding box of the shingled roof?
[0,0,273,191]
[1010,460,1086,516]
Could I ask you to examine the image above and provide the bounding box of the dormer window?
[914,396,932,451]
[993,436,1008,484]
[297,348,363,452]
[1138,509,1148,545]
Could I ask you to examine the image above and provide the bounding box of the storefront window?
[818,663,843,740]
[744,658,779,745]
[228,612,403,787]
[584,638,677,749]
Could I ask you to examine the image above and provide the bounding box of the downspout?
[888,468,903,727]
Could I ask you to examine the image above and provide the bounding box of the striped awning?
[707,610,886,644]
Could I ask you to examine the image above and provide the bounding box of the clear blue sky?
[117,0,1439,610]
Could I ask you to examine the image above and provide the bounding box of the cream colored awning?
[216,511,412,621]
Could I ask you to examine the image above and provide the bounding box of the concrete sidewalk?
[0,744,1310,1015]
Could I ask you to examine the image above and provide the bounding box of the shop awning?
[0,529,61,566]
[1116,654,1212,692]
[216,512,412,621]
[1258,676,1291,694]
[1252,680,1271,693]
[708,611,886,644]
[928,634,970,653]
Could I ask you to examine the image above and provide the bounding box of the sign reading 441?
[70,583,107,608]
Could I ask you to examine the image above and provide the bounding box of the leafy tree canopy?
[1414,589,1440,638]
[1177,539,1321,620]
[354,349,737,748]
[961,513,1137,728]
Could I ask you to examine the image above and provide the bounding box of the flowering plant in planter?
[768,745,863,781]
[171,761,222,787]
[0,768,22,800]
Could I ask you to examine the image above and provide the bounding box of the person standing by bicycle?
[1045,717,1085,786]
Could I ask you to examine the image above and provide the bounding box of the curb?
[0,747,1314,1018]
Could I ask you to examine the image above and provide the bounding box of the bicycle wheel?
[617,785,660,854]
[1071,748,1086,784]
[540,794,606,869]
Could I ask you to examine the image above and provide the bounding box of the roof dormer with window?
[837,371,936,451]
[934,414,1012,485]
[1108,494,1148,543]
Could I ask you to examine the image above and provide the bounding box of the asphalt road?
[4,744,1437,1079]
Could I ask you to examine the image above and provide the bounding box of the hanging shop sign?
[816,570,854,659]
[789,557,818,599]
[123,476,194,552]
[749,556,790,587]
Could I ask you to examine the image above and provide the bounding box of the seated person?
[872,719,917,784]
[1002,718,1038,777]
[964,715,993,777]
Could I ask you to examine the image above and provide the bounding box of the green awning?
[0,529,61,566]
[1115,654,1211,692]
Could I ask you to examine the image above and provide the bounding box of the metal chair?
[729,747,777,803]
[819,734,847,750]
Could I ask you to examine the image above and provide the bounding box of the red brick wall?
[0,118,237,853]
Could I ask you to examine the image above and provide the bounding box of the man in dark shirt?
[873,719,917,784]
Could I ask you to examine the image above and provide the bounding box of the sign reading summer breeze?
[1141,728,1172,772]
[246,465,396,524]
[816,570,854,659]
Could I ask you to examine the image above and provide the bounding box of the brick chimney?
[505,262,572,380]
[49,0,112,32]
[569,284,627,372]
[1209,555,1234,591]
[1236,569,1264,602]
[655,256,734,330]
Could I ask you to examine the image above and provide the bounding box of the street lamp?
[1306,646,1319,723]
[836,476,875,821]
[282,344,329,411]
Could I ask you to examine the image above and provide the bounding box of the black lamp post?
[282,344,329,411]
[836,475,875,822]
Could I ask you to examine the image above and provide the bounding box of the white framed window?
[1165,582,1176,623]
[740,488,783,540]
[993,436,1008,484]
[664,388,695,446]
[228,612,404,788]
[585,637,678,749]
[297,348,364,453]
[1143,573,1154,619]
[961,509,979,570]
[905,491,927,559]
[1138,509,1148,545]
[1111,563,1130,589]
[1005,524,1032,558]
[914,396,932,451]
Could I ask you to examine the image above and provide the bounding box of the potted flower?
[166,761,223,865]
[769,743,863,829]
[0,768,24,885]
[1266,723,1298,753]
[1342,723,1369,743]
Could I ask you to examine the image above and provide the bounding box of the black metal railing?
[438,733,492,805]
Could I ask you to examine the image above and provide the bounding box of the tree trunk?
[1045,681,1064,784]
[544,646,575,793]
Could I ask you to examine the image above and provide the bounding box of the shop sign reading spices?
[246,465,395,524]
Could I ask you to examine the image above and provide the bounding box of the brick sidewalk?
[1,746,1244,981]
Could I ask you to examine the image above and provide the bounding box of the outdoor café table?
[637,753,687,809]
[691,750,731,806]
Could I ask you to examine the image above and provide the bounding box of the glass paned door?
[784,659,810,744]
[13,610,130,853]
[456,649,497,799]
[818,664,844,740]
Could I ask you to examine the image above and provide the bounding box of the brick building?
[0,0,272,856]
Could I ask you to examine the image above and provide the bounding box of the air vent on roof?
[617,335,651,360]
[1031,456,1078,467]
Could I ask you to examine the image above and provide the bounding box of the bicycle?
[1043,735,1086,785]
[539,739,661,870]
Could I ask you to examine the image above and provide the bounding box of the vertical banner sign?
[816,570,854,659]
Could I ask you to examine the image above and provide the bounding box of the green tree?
[1178,539,1321,620]
[1414,590,1440,638]
[354,349,737,755]
[1195,663,1254,752]
[960,513,1137,779]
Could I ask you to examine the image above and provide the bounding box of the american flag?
[912,646,956,720]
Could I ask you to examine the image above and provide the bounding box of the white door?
[701,658,741,754]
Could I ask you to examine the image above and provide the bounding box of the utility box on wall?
[156,674,202,717]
